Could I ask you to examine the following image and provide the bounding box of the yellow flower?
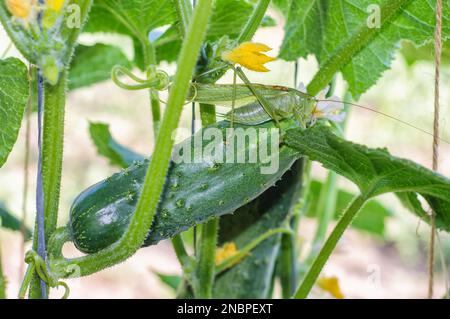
[215,242,238,265]
[317,276,345,299]
[6,0,34,19]
[222,42,276,72]
[46,0,65,12]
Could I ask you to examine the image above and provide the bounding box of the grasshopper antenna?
[319,99,450,145]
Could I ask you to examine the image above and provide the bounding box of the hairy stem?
[173,0,193,36]
[171,0,194,264]
[42,73,67,241]
[172,235,191,269]
[310,173,338,256]
[194,104,219,298]
[238,0,271,42]
[294,195,367,299]
[50,0,214,279]
[275,159,306,298]
[307,0,413,96]
[194,219,219,298]
[29,72,67,299]
[142,42,161,137]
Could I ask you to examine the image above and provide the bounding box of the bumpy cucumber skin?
[69,121,299,254]
[212,163,302,299]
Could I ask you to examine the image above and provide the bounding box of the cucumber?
[69,121,299,253]
[213,161,303,298]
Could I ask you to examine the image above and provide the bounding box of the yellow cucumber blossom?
[317,276,345,299]
[221,42,276,72]
[47,0,65,11]
[6,0,35,20]
[43,0,66,28]
[215,242,238,265]
[298,83,346,123]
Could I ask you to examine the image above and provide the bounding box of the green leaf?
[284,124,450,231]
[153,272,182,291]
[84,0,175,40]
[69,44,132,90]
[0,58,29,168]
[85,0,269,64]
[279,0,450,97]
[307,180,392,236]
[83,0,175,67]
[272,0,292,16]
[279,0,326,62]
[401,40,450,66]
[89,122,145,168]
[0,202,32,240]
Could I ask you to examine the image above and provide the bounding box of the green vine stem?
[173,0,193,36]
[310,90,352,255]
[306,0,412,96]
[171,235,191,269]
[194,106,219,299]
[42,73,67,241]
[312,173,338,253]
[143,42,162,137]
[279,231,297,298]
[191,0,273,298]
[306,82,342,261]
[237,0,271,43]
[29,71,68,299]
[49,0,214,279]
[170,0,194,280]
[293,195,368,299]
[278,160,306,298]
[194,219,219,298]
[192,0,277,298]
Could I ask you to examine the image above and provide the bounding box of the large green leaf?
[272,0,292,15]
[89,122,145,168]
[0,58,29,168]
[284,124,450,231]
[307,180,392,236]
[84,0,271,64]
[69,44,132,90]
[279,0,450,96]
[0,203,32,240]
[84,0,175,39]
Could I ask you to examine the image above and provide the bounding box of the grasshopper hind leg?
[234,66,281,127]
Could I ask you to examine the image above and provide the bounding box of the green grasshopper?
[188,66,447,144]
[188,66,338,129]
[111,64,444,142]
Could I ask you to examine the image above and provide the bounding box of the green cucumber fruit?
[213,161,303,298]
[69,121,299,254]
